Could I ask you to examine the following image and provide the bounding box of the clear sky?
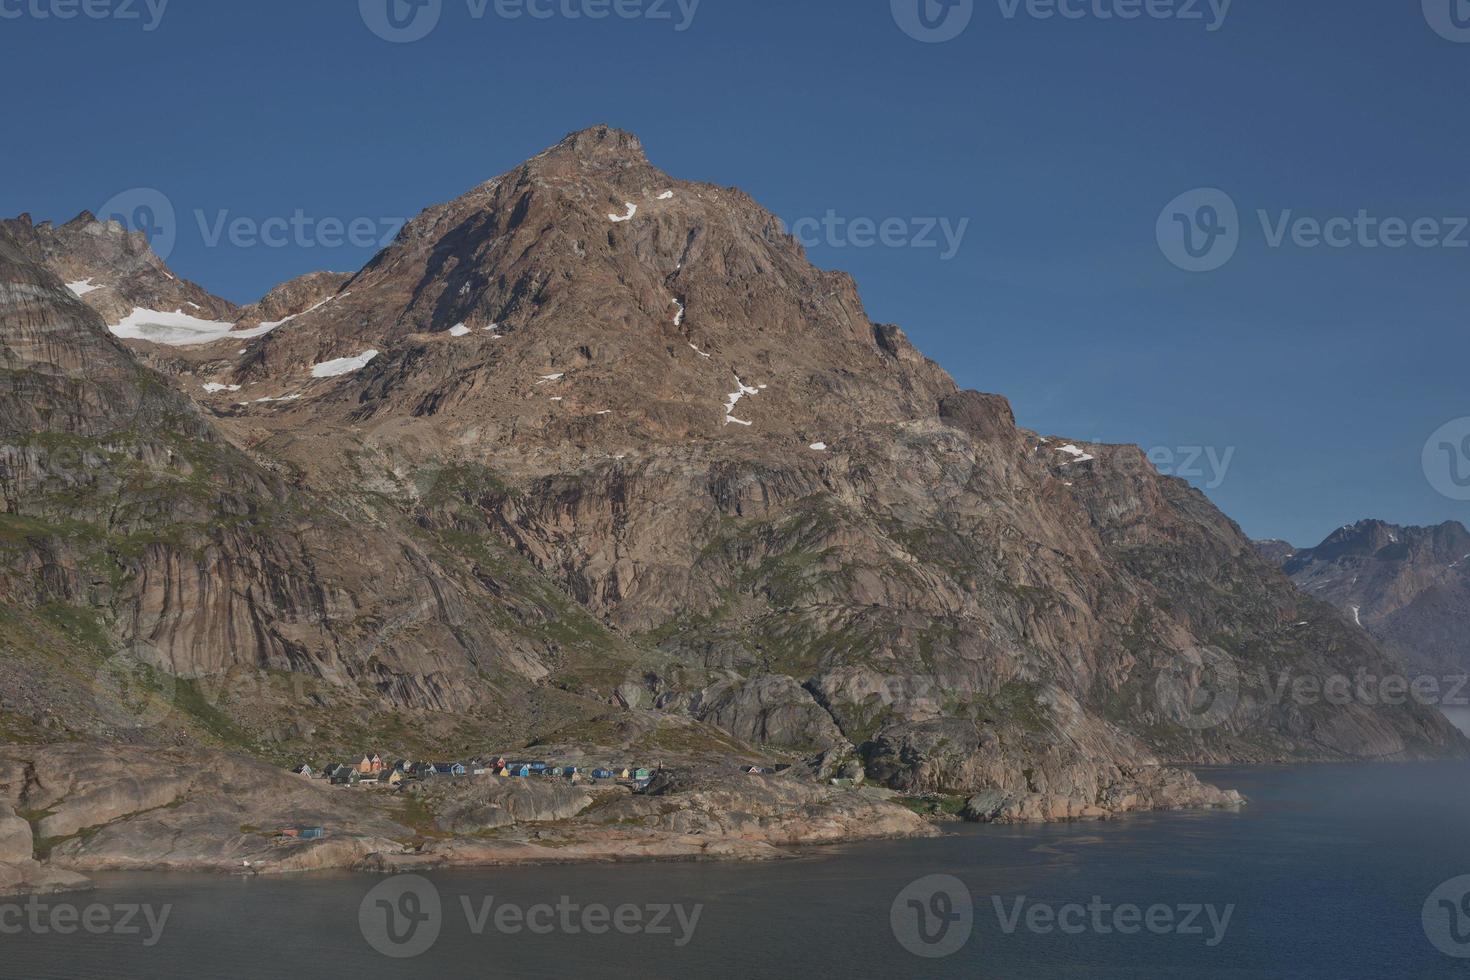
[2,0,1467,547]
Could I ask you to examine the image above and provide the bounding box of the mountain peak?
[545,124,645,160]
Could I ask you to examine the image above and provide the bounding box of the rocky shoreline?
[0,742,1254,897]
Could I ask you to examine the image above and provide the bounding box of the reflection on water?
[3,763,1469,979]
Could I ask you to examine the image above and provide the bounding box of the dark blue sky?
[3,0,1467,546]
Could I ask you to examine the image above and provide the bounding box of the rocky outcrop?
[0,743,936,886]
[428,778,595,834]
[963,766,1244,824]
[0,212,236,326]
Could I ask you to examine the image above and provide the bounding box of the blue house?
[299,827,326,841]
[433,763,467,777]
[509,764,532,777]
[592,768,616,780]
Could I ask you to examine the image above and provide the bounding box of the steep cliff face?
[0,226,633,753]
[1265,520,1470,674]
[2,127,1463,810]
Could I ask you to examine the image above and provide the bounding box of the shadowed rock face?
[1264,520,1470,674]
[1,127,1464,821]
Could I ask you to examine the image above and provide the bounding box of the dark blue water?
[4,763,1470,979]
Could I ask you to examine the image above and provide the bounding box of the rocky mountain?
[2,126,1464,821]
[1263,520,1470,674]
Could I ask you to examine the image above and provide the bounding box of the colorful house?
[592,769,615,780]
[432,763,467,777]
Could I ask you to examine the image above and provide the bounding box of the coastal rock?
[429,779,594,833]
[0,803,33,863]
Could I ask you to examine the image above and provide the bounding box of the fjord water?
[5,764,1469,979]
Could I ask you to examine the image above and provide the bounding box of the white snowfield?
[658,191,674,200]
[109,308,272,347]
[310,349,379,379]
[537,373,565,384]
[688,342,711,359]
[1055,444,1096,464]
[66,279,102,296]
[810,443,828,451]
[672,298,685,326]
[202,383,242,394]
[449,323,472,337]
[609,202,638,223]
[724,376,761,426]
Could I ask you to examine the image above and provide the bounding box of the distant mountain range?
[1,126,1462,821]
[1259,520,1470,675]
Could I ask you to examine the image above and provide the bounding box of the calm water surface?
[5,763,1470,979]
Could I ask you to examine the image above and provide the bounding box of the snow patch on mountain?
[65,279,102,297]
[609,202,638,223]
[724,377,761,426]
[110,308,267,347]
[310,349,379,379]
[1056,444,1096,464]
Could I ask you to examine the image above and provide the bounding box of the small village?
[273,755,790,841]
[290,754,676,789]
